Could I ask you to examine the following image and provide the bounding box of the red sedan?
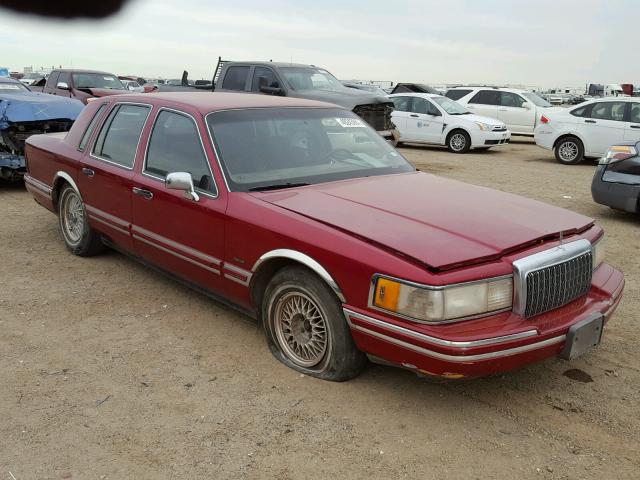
[24,92,624,381]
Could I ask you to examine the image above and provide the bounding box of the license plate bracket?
[560,313,603,360]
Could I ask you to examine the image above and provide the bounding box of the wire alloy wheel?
[558,141,579,162]
[450,133,467,151]
[273,291,328,368]
[61,190,85,246]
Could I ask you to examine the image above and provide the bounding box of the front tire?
[447,130,471,153]
[58,184,104,256]
[262,266,367,381]
[554,136,584,165]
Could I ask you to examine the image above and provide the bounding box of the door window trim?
[142,106,219,199]
[89,101,152,171]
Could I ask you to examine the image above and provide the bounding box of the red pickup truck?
[31,69,131,104]
[23,92,624,382]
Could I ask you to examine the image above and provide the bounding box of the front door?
[78,102,152,252]
[404,96,444,143]
[131,107,227,294]
[497,91,535,133]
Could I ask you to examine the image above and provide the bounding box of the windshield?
[72,73,125,90]
[280,67,345,92]
[522,92,551,107]
[431,96,469,114]
[0,82,29,92]
[207,107,413,192]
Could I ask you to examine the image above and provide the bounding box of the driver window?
[145,110,217,195]
[500,92,526,108]
[251,67,280,92]
[411,97,438,115]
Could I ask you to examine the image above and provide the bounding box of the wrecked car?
[212,58,398,142]
[0,77,83,182]
[30,69,129,105]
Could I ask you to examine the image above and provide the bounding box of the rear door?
[582,101,627,155]
[624,102,640,141]
[131,107,227,294]
[389,96,411,137]
[79,101,152,251]
[497,91,535,133]
[465,90,500,122]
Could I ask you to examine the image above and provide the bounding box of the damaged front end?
[352,102,398,142]
[0,87,83,182]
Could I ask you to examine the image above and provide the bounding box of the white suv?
[445,87,560,136]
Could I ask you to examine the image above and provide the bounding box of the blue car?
[0,77,84,182]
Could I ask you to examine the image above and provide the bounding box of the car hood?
[289,88,392,109]
[459,113,505,127]
[0,91,84,129]
[254,172,594,270]
[81,87,128,98]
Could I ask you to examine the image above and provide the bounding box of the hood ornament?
[558,231,565,249]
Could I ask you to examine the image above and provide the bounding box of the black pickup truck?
[212,58,398,142]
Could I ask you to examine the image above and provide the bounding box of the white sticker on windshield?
[335,117,366,128]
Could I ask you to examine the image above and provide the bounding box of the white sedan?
[534,97,640,164]
[388,93,511,153]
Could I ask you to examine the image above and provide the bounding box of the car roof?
[54,69,116,75]
[226,61,322,69]
[0,77,21,84]
[107,92,341,112]
[389,92,442,99]
[448,86,530,94]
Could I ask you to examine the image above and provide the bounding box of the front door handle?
[410,114,419,118]
[630,125,640,129]
[132,187,153,200]
[585,119,597,124]
[82,167,95,178]
[498,108,507,111]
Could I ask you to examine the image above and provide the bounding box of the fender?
[252,249,346,303]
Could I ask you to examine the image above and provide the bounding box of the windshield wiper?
[249,182,310,192]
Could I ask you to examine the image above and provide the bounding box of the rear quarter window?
[445,89,472,101]
[570,104,592,118]
[78,104,107,151]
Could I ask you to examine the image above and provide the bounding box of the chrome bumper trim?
[344,308,537,349]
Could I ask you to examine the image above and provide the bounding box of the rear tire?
[58,184,104,256]
[554,136,584,165]
[447,130,471,153]
[262,266,367,381]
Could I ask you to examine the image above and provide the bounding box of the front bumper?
[469,129,510,148]
[344,263,624,378]
[0,153,26,182]
[591,164,640,213]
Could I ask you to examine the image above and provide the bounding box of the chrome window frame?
[512,239,592,316]
[367,273,514,325]
[142,107,219,199]
[89,101,152,171]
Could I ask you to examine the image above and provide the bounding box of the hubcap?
[451,133,466,151]
[559,141,578,161]
[61,190,84,245]
[273,291,327,368]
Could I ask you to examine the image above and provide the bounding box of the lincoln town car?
[23,93,624,381]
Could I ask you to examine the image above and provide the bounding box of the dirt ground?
[1,139,639,480]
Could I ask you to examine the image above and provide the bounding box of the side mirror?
[259,85,284,96]
[523,102,532,110]
[57,82,70,90]
[165,172,200,202]
[127,84,136,91]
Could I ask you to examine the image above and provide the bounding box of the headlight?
[372,276,513,323]
[592,237,605,270]
[600,145,637,165]
[474,121,491,131]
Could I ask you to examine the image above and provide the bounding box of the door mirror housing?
[259,85,284,96]
[127,84,137,91]
[57,82,70,90]
[523,102,532,110]
[165,172,200,202]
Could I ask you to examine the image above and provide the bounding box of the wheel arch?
[553,132,585,150]
[249,249,346,313]
[52,171,82,209]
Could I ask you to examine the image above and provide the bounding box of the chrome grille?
[524,252,592,317]
[512,239,594,318]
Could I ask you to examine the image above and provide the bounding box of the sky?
[1,0,638,88]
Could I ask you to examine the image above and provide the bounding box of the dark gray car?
[213,59,398,142]
[591,142,640,213]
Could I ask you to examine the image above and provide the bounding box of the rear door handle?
[132,187,153,200]
[585,119,597,124]
[82,167,95,178]
[410,114,419,118]
[498,108,508,111]
[630,125,640,129]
